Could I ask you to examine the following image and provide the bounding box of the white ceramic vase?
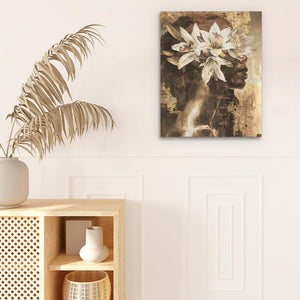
[79,226,109,263]
[0,157,29,209]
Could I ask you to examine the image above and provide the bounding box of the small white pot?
[79,226,109,263]
[0,157,29,209]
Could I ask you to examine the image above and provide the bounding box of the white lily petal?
[171,42,191,52]
[192,23,201,43]
[223,42,236,50]
[201,57,227,83]
[209,22,220,34]
[210,48,222,57]
[195,42,208,55]
[214,63,226,82]
[220,27,232,41]
[214,56,232,66]
[198,42,209,49]
[194,49,201,56]
[200,30,211,44]
[201,60,215,84]
[178,52,196,70]
[179,27,194,44]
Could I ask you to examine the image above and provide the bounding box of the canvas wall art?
[160,11,262,137]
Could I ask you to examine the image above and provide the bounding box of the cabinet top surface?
[0,199,125,216]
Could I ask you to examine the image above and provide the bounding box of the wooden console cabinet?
[0,199,125,300]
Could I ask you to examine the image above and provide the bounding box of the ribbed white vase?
[79,226,109,263]
[0,157,29,209]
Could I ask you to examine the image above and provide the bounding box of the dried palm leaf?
[11,101,114,159]
[4,24,114,159]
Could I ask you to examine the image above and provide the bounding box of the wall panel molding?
[66,172,143,199]
[186,174,263,300]
[205,193,245,291]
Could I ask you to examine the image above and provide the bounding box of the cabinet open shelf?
[49,249,114,271]
[0,199,125,300]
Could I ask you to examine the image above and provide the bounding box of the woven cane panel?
[0,217,40,300]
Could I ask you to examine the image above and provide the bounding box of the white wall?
[0,0,300,299]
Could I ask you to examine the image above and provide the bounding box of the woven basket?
[63,271,111,300]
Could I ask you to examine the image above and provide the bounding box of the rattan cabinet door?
[0,216,40,300]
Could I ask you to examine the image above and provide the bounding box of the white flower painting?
[161,11,262,137]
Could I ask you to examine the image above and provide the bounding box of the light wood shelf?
[49,249,114,271]
[0,199,124,216]
[0,199,125,300]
